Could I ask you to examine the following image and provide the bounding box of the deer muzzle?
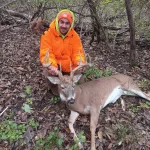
[68,98,75,104]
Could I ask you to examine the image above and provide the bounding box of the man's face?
[58,18,71,35]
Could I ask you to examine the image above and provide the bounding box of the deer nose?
[68,98,75,104]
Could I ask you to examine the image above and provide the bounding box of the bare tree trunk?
[125,0,136,67]
[87,0,111,51]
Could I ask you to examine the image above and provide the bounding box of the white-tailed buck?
[43,54,150,150]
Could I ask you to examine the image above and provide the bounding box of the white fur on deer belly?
[103,86,123,108]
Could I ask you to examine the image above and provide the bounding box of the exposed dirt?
[0,25,150,150]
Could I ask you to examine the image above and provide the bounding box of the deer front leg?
[90,109,100,150]
[68,110,84,150]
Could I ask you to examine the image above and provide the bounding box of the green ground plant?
[50,96,60,103]
[115,124,131,146]
[83,66,112,81]
[103,68,112,77]
[0,85,40,145]
[34,127,63,150]
[139,101,150,109]
[129,104,141,113]
[22,85,33,113]
[0,120,26,143]
[0,85,39,146]
[83,66,102,81]
[139,79,149,90]
[129,101,150,113]
[69,131,86,150]
[29,118,39,129]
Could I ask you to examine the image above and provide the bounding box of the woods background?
[0,0,150,150]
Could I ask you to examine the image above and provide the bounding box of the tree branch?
[1,8,30,22]
[0,0,17,9]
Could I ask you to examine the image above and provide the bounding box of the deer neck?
[67,86,90,114]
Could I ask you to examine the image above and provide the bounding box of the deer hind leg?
[68,111,84,150]
[90,109,100,150]
[131,89,150,101]
[124,78,150,101]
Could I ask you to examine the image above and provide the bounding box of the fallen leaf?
[98,130,103,141]
[22,103,33,113]
[107,143,113,149]
[65,127,70,133]
[121,98,126,111]
[17,67,25,71]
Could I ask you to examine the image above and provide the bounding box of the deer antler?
[43,49,63,78]
[70,52,92,79]
[58,62,63,80]
[70,61,73,73]
[43,48,51,67]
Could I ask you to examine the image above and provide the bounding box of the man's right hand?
[47,66,58,76]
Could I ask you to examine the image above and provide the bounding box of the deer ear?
[47,76,60,84]
[73,74,82,83]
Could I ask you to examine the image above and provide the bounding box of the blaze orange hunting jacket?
[40,11,85,72]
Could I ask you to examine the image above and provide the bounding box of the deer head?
[47,64,89,104]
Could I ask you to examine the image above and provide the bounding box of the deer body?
[48,72,150,150]
[68,74,148,113]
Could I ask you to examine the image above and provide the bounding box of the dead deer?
[43,52,150,150]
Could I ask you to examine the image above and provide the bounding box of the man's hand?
[47,66,58,76]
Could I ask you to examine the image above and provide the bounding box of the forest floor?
[0,25,150,150]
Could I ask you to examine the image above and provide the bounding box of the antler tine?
[79,50,82,65]
[70,53,92,79]
[86,53,91,63]
[59,61,62,72]
[58,61,63,79]
[43,48,51,68]
[70,63,91,78]
[70,61,72,72]
[43,49,63,79]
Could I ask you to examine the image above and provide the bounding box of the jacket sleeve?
[40,29,58,68]
[71,32,86,66]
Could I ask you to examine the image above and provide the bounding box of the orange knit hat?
[58,11,73,24]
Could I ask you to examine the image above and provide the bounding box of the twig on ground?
[0,106,9,116]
